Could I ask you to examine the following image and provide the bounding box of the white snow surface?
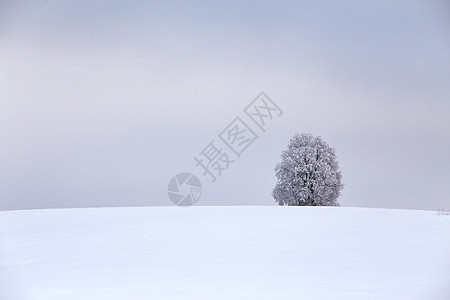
[1,206,449,300]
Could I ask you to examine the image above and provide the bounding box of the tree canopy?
[272,133,343,206]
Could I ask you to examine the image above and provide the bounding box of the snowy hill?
[1,206,449,299]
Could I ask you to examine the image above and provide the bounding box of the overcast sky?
[1,0,449,211]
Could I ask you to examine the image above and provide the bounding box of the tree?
[272,133,343,206]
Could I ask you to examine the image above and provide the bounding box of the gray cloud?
[1,1,449,210]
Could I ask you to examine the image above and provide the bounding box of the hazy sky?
[1,0,449,211]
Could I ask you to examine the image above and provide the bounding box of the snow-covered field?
[1,206,449,299]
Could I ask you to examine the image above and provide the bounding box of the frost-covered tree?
[272,133,343,206]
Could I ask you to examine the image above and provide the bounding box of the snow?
[1,206,449,299]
